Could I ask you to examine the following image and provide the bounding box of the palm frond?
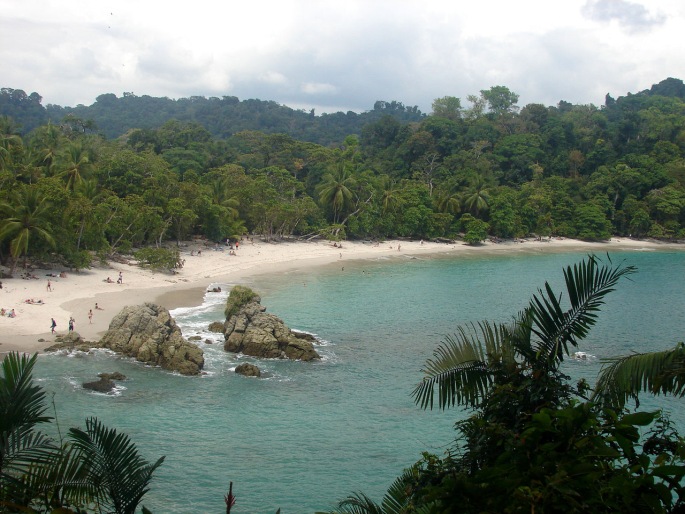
[412,321,512,410]
[68,417,164,514]
[593,343,685,409]
[529,255,635,363]
[0,352,51,434]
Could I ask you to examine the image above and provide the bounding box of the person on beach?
[68,317,74,331]
[88,309,93,324]
[95,303,103,310]
[117,272,123,284]
[8,309,16,318]
[50,318,56,333]
[47,279,52,292]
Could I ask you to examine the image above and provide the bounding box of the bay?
[33,249,685,513]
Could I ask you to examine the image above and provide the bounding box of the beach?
[0,237,678,354]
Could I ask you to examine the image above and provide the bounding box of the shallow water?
[33,249,685,512]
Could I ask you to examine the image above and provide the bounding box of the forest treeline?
[0,89,425,146]
[1,77,685,271]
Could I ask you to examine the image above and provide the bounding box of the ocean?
[32,248,685,513]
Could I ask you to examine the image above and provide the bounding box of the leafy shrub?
[224,285,259,318]
[134,247,181,270]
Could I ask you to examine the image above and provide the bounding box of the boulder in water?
[99,303,204,375]
[235,362,261,377]
[222,287,320,361]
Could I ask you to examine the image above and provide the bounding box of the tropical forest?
[1,77,685,272]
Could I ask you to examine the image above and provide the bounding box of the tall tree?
[316,160,357,224]
[0,186,56,273]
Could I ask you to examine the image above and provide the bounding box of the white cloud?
[1,0,684,113]
[301,82,338,95]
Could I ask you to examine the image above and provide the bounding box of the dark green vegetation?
[1,77,685,270]
[224,285,259,319]
[323,255,685,513]
[0,352,163,513]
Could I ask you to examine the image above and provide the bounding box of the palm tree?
[316,161,357,224]
[0,352,164,513]
[69,418,165,514]
[378,175,403,214]
[323,462,436,514]
[0,117,23,173]
[327,256,636,513]
[30,121,63,176]
[462,177,490,217]
[58,141,91,191]
[0,352,56,509]
[412,255,635,414]
[0,186,56,273]
[593,343,685,409]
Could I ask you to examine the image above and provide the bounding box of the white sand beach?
[0,237,679,354]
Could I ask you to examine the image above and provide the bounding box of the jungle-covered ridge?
[1,77,685,271]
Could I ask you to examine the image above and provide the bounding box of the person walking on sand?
[47,279,52,292]
[50,318,56,333]
[88,309,93,324]
[68,317,74,332]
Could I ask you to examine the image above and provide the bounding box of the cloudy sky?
[2,0,683,114]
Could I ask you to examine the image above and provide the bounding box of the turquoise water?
[32,249,685,513]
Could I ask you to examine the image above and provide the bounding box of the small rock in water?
[83,377,116,393]
[235,362,261,377]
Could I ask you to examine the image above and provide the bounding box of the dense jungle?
[1,77,685,271]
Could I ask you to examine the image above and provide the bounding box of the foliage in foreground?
[0,352,164,513]
[323,255,685,513]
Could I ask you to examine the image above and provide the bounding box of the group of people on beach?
[1,308,16,317]
[102,272,123,284]
[50,315,77,334]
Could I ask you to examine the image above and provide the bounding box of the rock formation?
[235,362,261,377]
[83,377,116,393]
[222,291,320,361]
[99,303,204,375]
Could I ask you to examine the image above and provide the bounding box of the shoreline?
[0,237,681,354]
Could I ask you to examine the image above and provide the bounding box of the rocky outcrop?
[83,377,116,393]
[235,362,261,377]
[44,332,94,352]
[208,321,225,333]
[99,303,204,375]
[222,294,320,361]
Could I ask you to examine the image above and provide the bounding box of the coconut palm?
[593,343,685,409]
[327,256,636,514]
[0,186,56,273]
[29,121,63,176]
[378,175,403,214]
[321,463,436,514]
[68,418,165,514]
[0,116,23,173]
[412,255,635,413]
[0,352,164,513]
[316,161,357,224]
[462,177,490,217]
[58,141,91,191]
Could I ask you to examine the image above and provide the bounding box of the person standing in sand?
[117,271,123,284]
[88,309,93,324]
[50,318,56,333]
[47,279,52,292]
[68,317,74,332]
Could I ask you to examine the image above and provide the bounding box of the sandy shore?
[0,237,680,354]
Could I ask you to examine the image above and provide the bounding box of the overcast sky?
[2,0,683,114]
